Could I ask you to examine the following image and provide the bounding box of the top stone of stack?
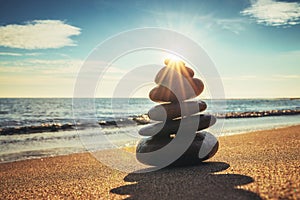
[149,59,204,103]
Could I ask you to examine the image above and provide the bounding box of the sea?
[0,98,299,163]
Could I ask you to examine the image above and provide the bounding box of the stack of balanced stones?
[136,59,219,167]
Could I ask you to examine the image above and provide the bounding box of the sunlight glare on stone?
[153,56,194,101]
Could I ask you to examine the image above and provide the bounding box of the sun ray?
[162,57,195,101]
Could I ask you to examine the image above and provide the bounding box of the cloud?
[0,58,83,75]
[0,52,22,56]
[25,52,43,56]
[222,75,258,81]
[241,0,300,26]
[0,58,124,77]
[272,74,300,79]
[194,14,248,34]
[0,20,81,49]
[0,52,42,56]
[215,18,246,34]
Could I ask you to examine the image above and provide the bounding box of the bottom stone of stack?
[136,132,219,167]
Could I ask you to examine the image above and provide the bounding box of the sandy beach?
[1,125,299,199]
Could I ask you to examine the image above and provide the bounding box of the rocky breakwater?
[136,59,219,167]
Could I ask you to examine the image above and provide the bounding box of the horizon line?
[0,97,299,100]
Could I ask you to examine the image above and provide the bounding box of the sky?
[0,0,299,98]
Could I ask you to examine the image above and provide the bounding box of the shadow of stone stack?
[136,59,219,167]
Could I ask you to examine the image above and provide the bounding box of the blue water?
[1,98,299,128]
[0,98,299,163]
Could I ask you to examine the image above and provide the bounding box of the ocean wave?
[214,109,300,118]
[0,116,145,136]
[0,148,86,163]
[1,109,299,136]
[0,123,75,136]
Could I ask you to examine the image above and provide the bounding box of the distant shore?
[1,125,299,199]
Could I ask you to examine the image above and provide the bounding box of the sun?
[164,55,185,69]
[165,54,182,62]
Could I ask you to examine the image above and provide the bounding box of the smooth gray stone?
[136,131,219,167]
[148,100,207,121]
[139,114,216,137]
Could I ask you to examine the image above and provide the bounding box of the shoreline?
[1,121,300,164]
[1,125,299,199]
[217,119,300,136]
[1,109,300,135]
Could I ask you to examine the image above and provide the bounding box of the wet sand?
[1,125,299,199]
